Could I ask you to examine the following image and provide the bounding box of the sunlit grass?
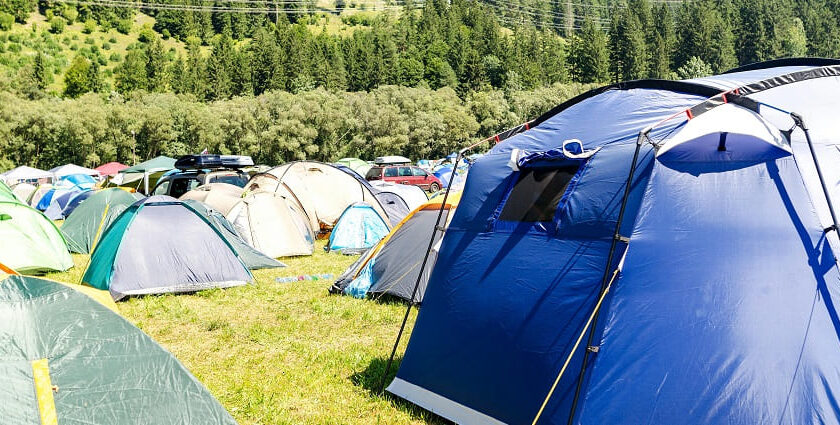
[45,240,442,424]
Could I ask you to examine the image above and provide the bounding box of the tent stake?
[565,131,648,425]
[791,113,840,236]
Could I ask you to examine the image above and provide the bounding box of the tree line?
[0,83,594,170]
[3,0,837,101]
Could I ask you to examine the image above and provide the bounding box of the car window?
[365,167,383,179]
[152,180,170,196]
[412,167,427,177]
[399,167,412,177]
[384,167,398,177]
[170,178,200,198]
[210,173,249,187]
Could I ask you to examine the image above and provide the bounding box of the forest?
[0,0,835,168]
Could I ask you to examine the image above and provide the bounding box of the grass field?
[45,240,444,424]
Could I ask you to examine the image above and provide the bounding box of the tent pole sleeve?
[378,147,469,394]
[565,131,647,425]
[791,112,840,235]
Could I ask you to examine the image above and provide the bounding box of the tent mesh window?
[499,165,580,222]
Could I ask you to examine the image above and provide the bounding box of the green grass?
[45,240,443,424]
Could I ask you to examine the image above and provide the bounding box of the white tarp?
[49,164,101,178]
[1,166,54,185]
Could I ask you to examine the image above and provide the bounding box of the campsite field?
[46,241,444,425]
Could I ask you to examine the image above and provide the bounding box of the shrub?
[161,29,170,39]
[116,19,132,35]
[8,34,20,43]
[102,42,111,50]
[63,8,78,24]
[71,34,78,40]
[138,26,155,43]
[69,43,78,51]
[82,20,96,34]
[0,12,14,31]
[84,36,94,45]
[7,43,21,52]
[109,52,121,62]
[108,35,117,43]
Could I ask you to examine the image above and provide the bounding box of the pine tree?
[570,16,609,83]
[145,38,169,92]
[87,59,103,93]
[33,52,48,90]
[650,4,675,79]
[206,34,235,100]
[185,39,208,98]
[115,49,148,93]
[249,27,281,95]
[64,55,92,98]
[610,7,648,81]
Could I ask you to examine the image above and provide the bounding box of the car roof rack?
[175,154,254,171]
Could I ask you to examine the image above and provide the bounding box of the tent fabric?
[11,182,37,203]
[61,188,143,254]
[180,183,245,216]
[390,61,840,425]
[121,156,176,174]
[336,158,372,176]
[0,273,237,424]
[183,200,286,269]
[246,161,387,231]
[0,200,73,274]
[370,181,428,209]
[28,184,53,209]
[0,180,15,201]
[95,161,128,176]
[83,196,252,300]
[58,189,97,218]
[326,202,390,254]
[48,164,101,178]
[332,192,461,303]
[43,187,85,220]
[374,191,411,227]
[1,166,53,185]
[225,191,315,258]
[59,173,97,189]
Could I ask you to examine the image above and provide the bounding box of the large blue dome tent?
[388,58,840,424]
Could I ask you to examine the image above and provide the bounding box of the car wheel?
[429,182,441,192]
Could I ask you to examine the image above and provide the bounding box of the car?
[151,154,253,198]
[365,165,443,192]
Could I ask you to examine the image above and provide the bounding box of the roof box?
[176,155,254,170]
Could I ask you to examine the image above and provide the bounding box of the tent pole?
[378,144,476,394]
[565,131,648,425]
[791,113,840,235]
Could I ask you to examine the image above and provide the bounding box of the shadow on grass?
[352,356,452,424]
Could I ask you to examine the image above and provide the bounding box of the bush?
[109,52,121,62]
[83,20,96,34]
[161,29,170,39]
[98,56,107,66]
[7,43,21,53]
[108,35,117,43]
[71,34,78,40]
[84,36,95,45]
[102,42,111,50]
[138,26,155,43]
[69,43,78,51]
[116,19,132,35]
[8,34,20,43]
[0,12,14,31]
[63,8,78,24]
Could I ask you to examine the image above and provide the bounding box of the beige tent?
[246,161,387,231]
[226,191,315,258]
[179,183,244,215]
[11,183,37,203]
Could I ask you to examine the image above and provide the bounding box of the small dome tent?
[61,188,144,254]
[83,196,253,301]
[0,268,237,424]
[326,202,390,254]
[331,193,460,302]
[0,200,73,274]
[180,183,244,215]
[225,191,315,258]
[11,182,37,203]
[58,189,97,218]
[182,199,286,269]
[390,59,840,425]
[246,161,387,231]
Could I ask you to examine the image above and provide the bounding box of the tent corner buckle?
[586,346,600,353]
[614,234,630,244]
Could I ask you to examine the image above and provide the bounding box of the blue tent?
[326,202,390,254]
[36,174,96,211]
[390,58,840,424]
[58,189,97,218]
[433,166,453,188]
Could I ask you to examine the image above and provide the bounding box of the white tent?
[1,166,54,185]
[49,164,102,179]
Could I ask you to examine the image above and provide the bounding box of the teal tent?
[326,202,390,254]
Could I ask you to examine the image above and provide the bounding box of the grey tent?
[82,196,253,301]
[331,194,460,303]
[61,188,144,254]
[183,200,286,270]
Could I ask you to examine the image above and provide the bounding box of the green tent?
[109,156,176,194]
[0,272,237,424]
[0,200,73,274]
[336,158,372,176]
[61,188,143,254]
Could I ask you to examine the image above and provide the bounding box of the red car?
[366,165,442,192]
